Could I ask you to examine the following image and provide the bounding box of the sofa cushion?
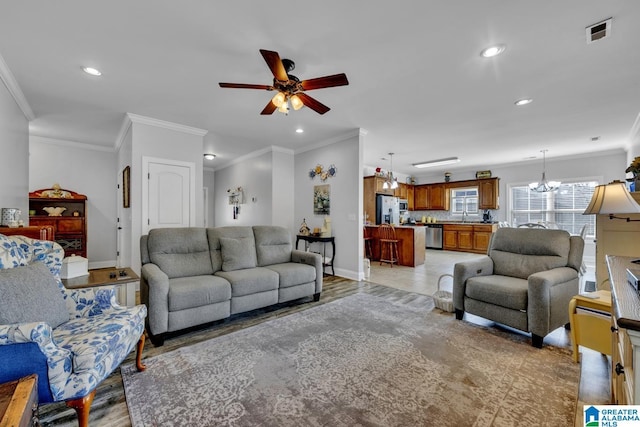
[215,267,279,297]
[219,237,257,271]
[0,261,69,328]
[265,263,316,288]
[147,228,213,279]
[466,275,529,311]
[489,228,570,279]
[168,275,231,312]
[253,226,292,266]
[207,227,255,273]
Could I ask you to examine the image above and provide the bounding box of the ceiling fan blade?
[296,93,331,115]
[300,73,349,91]
[260,101,277,115]
[259,49,289,81]
[219,83,273,90]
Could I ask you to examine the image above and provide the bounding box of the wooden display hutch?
[29,187,87,257]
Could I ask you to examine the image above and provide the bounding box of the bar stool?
[363,227,374,259]
[378,224,399,267]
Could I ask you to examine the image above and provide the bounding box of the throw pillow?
[219,237,257,272]
[0,261,69,328]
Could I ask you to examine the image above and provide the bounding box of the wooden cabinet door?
[406,185,414,210]
[428,184,449,210]
[375,177,395,195]
[479,178,499,209]
[443,229,458,250]
[473,231,492,253]
[363,177,376,224]
[414,185,429,210]
[395,183,408,199]
[458,229,474,250]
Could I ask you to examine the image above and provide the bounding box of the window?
[510,180,597,236]
[451,187,478,215]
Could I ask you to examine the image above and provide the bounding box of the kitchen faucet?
[461,210,468,223]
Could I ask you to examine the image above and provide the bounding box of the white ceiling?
[1,1,639,175]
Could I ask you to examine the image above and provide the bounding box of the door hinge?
[148,218,150,225]
[148,173,150,179]
[117,251,120,256]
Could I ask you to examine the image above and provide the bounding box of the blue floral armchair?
[0,234,147,427]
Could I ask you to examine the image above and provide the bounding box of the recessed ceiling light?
[203,153,216,160]
[514,98,533,106]
[82,66,102,76]
[480,44,506,58]
[295,128,304,133]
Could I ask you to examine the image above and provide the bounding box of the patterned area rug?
[121,293,578,426]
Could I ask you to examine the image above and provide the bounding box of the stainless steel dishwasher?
[425,224,443,249]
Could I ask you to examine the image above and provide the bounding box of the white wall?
[29,136,117,266]
[127,116,206,273]
[203,168,215,227]
[0,78,28,214]
[295,130,364,280]
[272,148,294,229]
[214,148,283,227]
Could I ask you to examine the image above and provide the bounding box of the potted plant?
[626,156,640,191]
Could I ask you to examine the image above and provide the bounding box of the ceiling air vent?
[586,18,612,44]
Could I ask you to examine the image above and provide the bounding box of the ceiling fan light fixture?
[515,98,533,106]
[290,94,303,110]
[412,157,460,168]
[271,91,286,107]
[82,66,102,76]
[203,153,216,160]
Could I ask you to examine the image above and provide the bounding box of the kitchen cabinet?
[364,225,425,267]
[406,185,414,210]
[29,187,87,257]
[371,176,395,195]
[443,223,497,254]
[394,183,409,200]
[414,183,449,211]
[478,178,500,209]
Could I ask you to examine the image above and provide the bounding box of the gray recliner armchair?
[453,228,584,348]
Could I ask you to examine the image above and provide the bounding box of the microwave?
[399,199,409,211]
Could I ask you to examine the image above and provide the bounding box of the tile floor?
[366,249,611,425]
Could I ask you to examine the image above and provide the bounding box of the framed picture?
[314,184,330,215]
[122,166,130,208]
[475,170,492,179]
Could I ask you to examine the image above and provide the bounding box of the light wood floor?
[39,251,610,426]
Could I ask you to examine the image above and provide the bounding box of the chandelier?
[529,149,561,192]
[382,153,399,190]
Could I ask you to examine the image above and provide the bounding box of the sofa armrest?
[0,322,73,400]
[63,286,122,318]
[527,267,580,337]
[292,250,323,294]
[453,256,494,310]
[141,263,170,335]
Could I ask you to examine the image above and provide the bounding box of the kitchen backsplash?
[408,209,499,223]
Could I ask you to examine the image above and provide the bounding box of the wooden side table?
[295,235,335,275]
[61,267,139,307]
[569,290,612,363]
[0,374,39,427]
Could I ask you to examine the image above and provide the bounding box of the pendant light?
[529,149,560,192]
[382,153,399,190]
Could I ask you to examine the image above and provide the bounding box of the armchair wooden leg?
[531,334,544,348]
[136,333,147,372]
[66,390,95,427]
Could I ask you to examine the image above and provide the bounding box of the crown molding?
[294,128,364,155]
[213,145,294,172]
[0,52,35,121]
[127,113,208,136]
[114,114,133,151]
[31,135,114,153]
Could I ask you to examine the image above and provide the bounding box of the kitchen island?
[364,225,425,267]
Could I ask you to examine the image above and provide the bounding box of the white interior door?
[143,157,195,234]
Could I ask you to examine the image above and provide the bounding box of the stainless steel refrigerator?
[376,194,399,225]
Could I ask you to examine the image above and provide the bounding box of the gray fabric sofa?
[452,228,584,348]
[140,225,322,345]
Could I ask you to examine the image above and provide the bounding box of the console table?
[296,235,335,276]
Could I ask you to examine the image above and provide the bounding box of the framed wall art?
[313,184,330,215]
[122,166,130,208]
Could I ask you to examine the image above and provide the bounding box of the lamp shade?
[583,181,640,215]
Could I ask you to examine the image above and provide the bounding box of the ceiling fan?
[219,49,349,115]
